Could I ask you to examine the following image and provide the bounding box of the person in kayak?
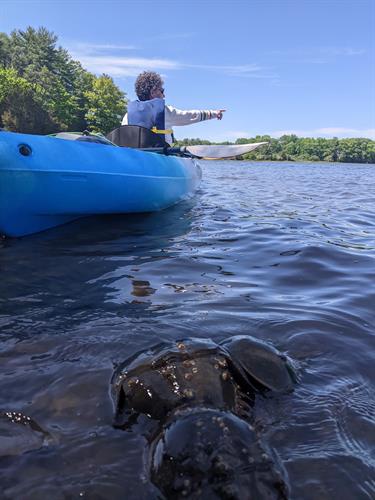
[122,71,225,145]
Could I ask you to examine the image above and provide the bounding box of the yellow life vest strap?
[151,126,173,135]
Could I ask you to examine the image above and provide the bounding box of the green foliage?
[241,135,375,163]
[0,33,10,68]
[7,27,58,77]
[0,26,127,134]
[0,68,58,133]
[175,137,212,146]
[336,138,375,163]
[84,75,126,134]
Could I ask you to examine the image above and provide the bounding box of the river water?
[1,160,374,499]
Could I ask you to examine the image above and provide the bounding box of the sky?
[1,0,374,142]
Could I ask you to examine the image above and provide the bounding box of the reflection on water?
[1,161,375,499]
[131,280,156,298]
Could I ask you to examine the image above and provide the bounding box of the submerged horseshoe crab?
[0,410,51,457]
[111,336,296,499]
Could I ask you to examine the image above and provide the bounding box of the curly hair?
[134,71,164,101]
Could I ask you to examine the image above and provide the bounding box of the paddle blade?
[185,142,268,159]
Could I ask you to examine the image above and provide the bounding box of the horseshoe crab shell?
[111,336,295,429]
[111,338,233,428]
[221,336,295,393]
[149,408,289,499]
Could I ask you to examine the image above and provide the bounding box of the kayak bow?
[0,131,202,237]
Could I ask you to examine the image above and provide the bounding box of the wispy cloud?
[318,48,365,57]
[146,32,196,41]
[183,62,271,78]
[66,41,273,78]
[74,42,137,51]
[267,46,366,64]
[189,63,273,78]
[70,54,181,76]
[270,128,375,139]
[69,51,272,78]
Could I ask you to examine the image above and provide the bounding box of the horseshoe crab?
[111,336,295,499]
[0,411,51,457]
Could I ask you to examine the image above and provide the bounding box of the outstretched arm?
[166,105,226,127]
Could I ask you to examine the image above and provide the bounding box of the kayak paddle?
[141,142,268,159]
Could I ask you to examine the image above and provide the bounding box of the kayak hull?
[0,131,202,237]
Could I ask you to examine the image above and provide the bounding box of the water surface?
[1,161,374,499]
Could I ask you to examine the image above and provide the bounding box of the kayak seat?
[106,125,168,148]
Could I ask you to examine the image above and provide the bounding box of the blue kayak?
[0,131,202,237]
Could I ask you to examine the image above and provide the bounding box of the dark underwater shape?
[150,408,289,499]
[0,411,51,457]
[111,336,295,499]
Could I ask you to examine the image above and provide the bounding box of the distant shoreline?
[229,159,375,165]
[176,135,375,164]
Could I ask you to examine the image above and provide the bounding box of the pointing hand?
[217,109,226,120]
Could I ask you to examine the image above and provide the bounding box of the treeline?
[176,135,375,163]
[0,27,127,134]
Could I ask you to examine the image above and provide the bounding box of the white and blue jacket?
[123,98,221,145]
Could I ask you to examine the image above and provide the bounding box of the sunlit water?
[1,161,374,499]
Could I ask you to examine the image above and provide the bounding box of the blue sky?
[1,0,374,141]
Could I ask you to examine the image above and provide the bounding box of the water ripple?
[1,161,375,498]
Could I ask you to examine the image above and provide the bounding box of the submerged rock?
[111,335,296,499]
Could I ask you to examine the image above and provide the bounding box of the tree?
[84,74,126,133]
[0,33,10,68]
[338,138,375,163]
[7,27,58,77]
[0,68,57,133]
[0,26,127,134]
